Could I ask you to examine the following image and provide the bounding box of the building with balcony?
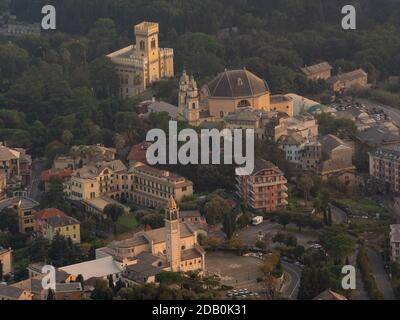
[369,146,400,193]
[236,159,288,212]
[390,224,400,262]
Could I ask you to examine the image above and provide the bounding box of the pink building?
[236,159,288,212]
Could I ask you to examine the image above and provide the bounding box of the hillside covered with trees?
[1,0,400,156]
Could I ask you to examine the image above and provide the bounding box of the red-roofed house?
[34,208,66,234]
[127,142,152,165]
[41,168,72,192]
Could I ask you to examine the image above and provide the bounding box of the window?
[140,40,145,51]
[237,100,251,108]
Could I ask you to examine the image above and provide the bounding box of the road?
[329,203,347,224]
[349,245,369,300]
[28,159,47,201]
[238,221,318,248]
[281,262,302,300]
[238,221,280,247]
[367,248,396,300]
[356,97,400,127]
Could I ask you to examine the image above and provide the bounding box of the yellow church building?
[179,68,294,126]
[97,197,205,285]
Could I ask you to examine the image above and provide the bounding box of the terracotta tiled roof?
[34,208,66,221]
[41,168,72,182]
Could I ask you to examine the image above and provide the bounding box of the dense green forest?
[1,0,400,158]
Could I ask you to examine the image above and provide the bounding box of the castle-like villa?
[107,21,174,98]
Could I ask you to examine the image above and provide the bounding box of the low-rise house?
[0,247,12,276]
[44,215,81,244]
[301,62,333,81]
[41,168,73,192]
[319,135,356,186]
[390,224,400,262]
[127,141,152,165]
[55,283,83,300]
[236,159,288,212]
[33,208,67,235]
[328,69,368,93]
[180,210,206,225]
[0,283,33,300]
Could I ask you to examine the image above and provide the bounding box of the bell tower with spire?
[178,69,200,126]
[165,196,181,272]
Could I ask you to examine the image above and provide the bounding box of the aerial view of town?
[1,0,400,307]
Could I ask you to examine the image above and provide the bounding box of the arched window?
[192,102,196,109]
[237,100,251,108]
[140,40,145,51]
[151,38,156,49]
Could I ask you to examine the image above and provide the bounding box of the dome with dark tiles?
[205,69,269,98]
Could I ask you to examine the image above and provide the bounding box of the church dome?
[204,69,270,98]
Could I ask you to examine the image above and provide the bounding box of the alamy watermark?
[41,5,56,30]
[342,5,356,30]
[146,121,255,176]
[341,265,356,290]
[41,265,56,290]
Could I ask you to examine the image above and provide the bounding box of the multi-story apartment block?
[0,192,40,233]
[369,146,400,192]
[107,21,174,98]
[65,160,127,201]
[129,162,193,209]
[390,224,400,262]
[279,133,322,171]
[236,159,288,212]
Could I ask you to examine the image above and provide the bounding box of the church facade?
[107,21,174,98]
[179,68,294,126]
[97,197,205,284]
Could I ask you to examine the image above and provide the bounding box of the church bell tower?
[165,196,181,272]
[178,69,200,126]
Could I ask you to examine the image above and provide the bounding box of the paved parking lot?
[206,251,264,291]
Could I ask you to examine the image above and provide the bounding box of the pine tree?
[47,288,55,300]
